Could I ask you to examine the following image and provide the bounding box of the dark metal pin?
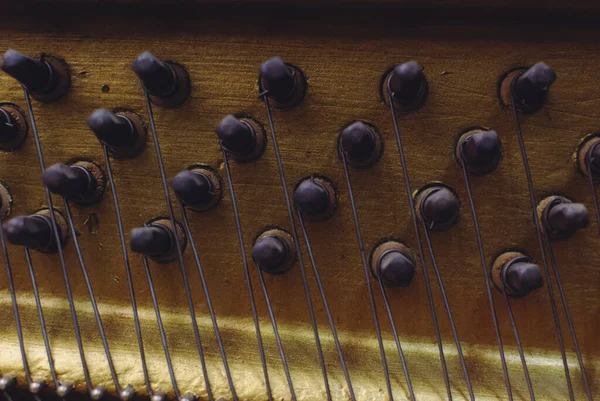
[252,228,296,275]
[0,104,28,151]
[216,115,266,162]
[3,214,55,251]
[88,109,147,159]
[42,164,92,201]
[384,61,428,110]
[370,241,416,287]
[1,49,70,102]
[513,62,556,109]
[132,52,190,108]
[492,252,544,297]
[172,169,218,210]
[542,197,589,240]
[339,121,383,168]
[259,57,307,108]
[293,176,338,221]
[415,185,461,231]
[456,128,502,175]
[130,218,186,263]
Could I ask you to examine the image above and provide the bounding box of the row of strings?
[0,55,598,401]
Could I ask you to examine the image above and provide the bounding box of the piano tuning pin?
[259,57,307,108]
[56,381,74,398]
[293,175,338,222]
[252,228,296,274]
[382,60,428,111]
[499,62,557,113]
[415,184,461,231]
[370,240,416,287]
[29,379,46,394]
[151,390,166,401]
[0,180,13,219]
[456,127,502,175]
[171,165,222,211]
[338,121,383,168]
[216,114,266,162]
[492,251,544,296]
[575,134,600,179]
[42,161,106,205]
[3,208,68,253]
[539,196,589,240]
[90,385,106,400]
[0,49,71,103]
[132,51,190,108]
[87,108,147,159]
[0,374,16,390]
[130,217,187,263]
[119,385,136,401]
[0,103,28,151]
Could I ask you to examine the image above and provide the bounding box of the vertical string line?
[141,256,181,400]
[179,203,238,401]
[260,93,344,401]
[510,102,574,400]
[420,220,474,401]
[23,89,93,394]
[501,277,535,400]
[387,93,452,400]
[459,159,513,400]
[143,93,213,401]
[24,248,59,387]
[62,200,122,394]
[222,150,294,401]
[542,233,593,401]
[340,150,410,401]
[103,146,152,396]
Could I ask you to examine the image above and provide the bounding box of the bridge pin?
[0,374,16,391]
[90,385,106,400]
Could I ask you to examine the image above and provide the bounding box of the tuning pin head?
[132,51,177,98]
[417,186,460,230]
[130,226,173,257]
[458,129,502,175]
[339,121,382,167]
[260,57,296,102]
[217,115,256,154]
[4,215,53,249]
[42,164,92,201]
[294,176,337,221]
[88,109,135,147]
[1,49,51,92]
[386,60,427,108]
[510,62,556,112]
[505,261,543,296]
[378,250,415,287]
[252,231,295,274]
[172,170,213,206]
[0,108,18,142]
[545,201,589,239]
[590,142,600,173]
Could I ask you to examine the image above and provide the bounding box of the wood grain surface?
[0,6,599,401]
